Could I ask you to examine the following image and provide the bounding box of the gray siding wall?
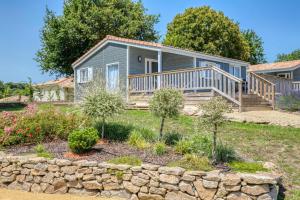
[129,47,157,74]
[293,68,300,81]
[74,43,127,101]
[162,52,194,71]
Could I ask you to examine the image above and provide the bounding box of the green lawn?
[109,110,300,198]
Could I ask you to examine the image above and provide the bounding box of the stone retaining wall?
[0,155,281,200]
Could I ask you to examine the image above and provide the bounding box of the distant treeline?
[0,78,33,100]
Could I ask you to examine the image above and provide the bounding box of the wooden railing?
[128,66,243,109]
[292,81,300,92]
[248,72,275,109]
[260,74,293,95]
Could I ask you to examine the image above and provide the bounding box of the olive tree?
[198,96,232,164]
[82,89,125,139]
[149,88,183,139]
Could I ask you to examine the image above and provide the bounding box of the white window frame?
[106,62,120,90]
[229,64,241,78]
[277,72,291,79]
[77,67,93,83]
[145,58,158,74]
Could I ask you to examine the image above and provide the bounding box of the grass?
[229,161,269,173]
[108,155,142,166]
[168,154,212,171]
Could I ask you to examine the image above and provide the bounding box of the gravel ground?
[5,140,182,166]
[0,188,123,200]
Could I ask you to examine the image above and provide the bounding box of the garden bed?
[5,140,182,166]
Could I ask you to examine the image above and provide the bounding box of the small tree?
[82,89,125,139]
[149,88,183,139]
[198,96,232,164]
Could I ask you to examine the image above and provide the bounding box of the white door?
[145,59,158,74]
[106,63,119,91]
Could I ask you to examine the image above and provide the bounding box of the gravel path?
[225,110,300,128]
[0,189,123,200]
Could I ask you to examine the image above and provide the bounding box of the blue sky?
[0,0,299,83]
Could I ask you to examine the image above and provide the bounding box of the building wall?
[293,68,300,81]
[129,46,157,74]
[33,86,66,102]
[74,43,127,101]
[162,52,194,71]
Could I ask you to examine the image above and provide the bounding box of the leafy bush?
[68,128,99,154]
[175,140,193,154]
[0,104,88,146]
[108,156,142,166]
[34,144,53,159]
[128,130,150,149]
[277,94,300,111]
[149,88,183,139]
[168,154,212,171]
[153,142,167,155]
[82,89,125,139]
[94,122,133,141]
[163,132,182,146]
[229,161,268,173]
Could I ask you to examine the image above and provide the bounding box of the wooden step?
[242,106,273,112]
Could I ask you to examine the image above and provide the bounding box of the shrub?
[168,154,212,171]
[68,128,99,154]
[189,134,211,155]
[108,156,142,166]
[215,143,236,163]
[139,128,158,142]
[229,161,268,173]
[163,132,182,146]
[82,89,125,139]
[175,140,193,155]
[198,96,232,164]
[94,122,133,141]
[34,144,53,159]
[149,88,183,139]
[128,130,149,149]
[153,142,167,155]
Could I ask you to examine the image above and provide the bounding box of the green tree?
[24,77,34,102]
[36,0,159,76]
[149,88,183,139]
[242,29,266,64]
[276,49,300,62]
[163,6,250,61]
[198,96,232,164]
[82,89,125,139]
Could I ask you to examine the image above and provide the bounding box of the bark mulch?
[5,140,182,166]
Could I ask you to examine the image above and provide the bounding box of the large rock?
[224,185,241,192]
[0,174,15,183]
[77,167,92,174]
[149,187,167,195]
[31,183,42,193]
[123,181,140,193]
[131,176,149,186]
[68,188,98,196]
[142,164,160,171]
[61,166,78,174]
[138,173,150,180]
[203,171,220,182]
[82,180,103,190]
[223,174,241,186]
[34,163,48,171]
[179,181,194,196]
[48,165,60,172]
[15,174,25,182]
[226,192,252,200]
[181,174,195,182]
[203,180,219,189]
[241,184,270,196]
[159,174,179,184]
[42,172,55,184]
[165,191,196,200]
[73,160,98,167]
[158,167,185,176]
[138,192,164,200]
[52,178,67,193]
[143,170,159,181]
[257,193,273,200]
[240,173,277,185]
[56,159,72,166]
[103,182,123,190]
[194,180,217,200]
[68,180,83,188]
[160,183,179,191]
[8,181,31,191]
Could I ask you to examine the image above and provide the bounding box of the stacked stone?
[0,155,280,200]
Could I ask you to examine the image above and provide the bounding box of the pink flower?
[4,126,14,134]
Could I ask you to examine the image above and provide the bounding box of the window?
[77,67,93,83]
[229,65,241,78]
[198,61,220,68]
[277,72,291,79]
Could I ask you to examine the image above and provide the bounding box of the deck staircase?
[241,94,273,111]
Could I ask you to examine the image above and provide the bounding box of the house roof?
[72,35,249,68]
[34,77,74,88]
[249,60,300,72]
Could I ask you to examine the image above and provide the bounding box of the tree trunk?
[212,123,217,165]
[159,117,165,140]
[101,119,105,139]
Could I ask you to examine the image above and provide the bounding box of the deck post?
[157,51,162,90]
[238,82,243,112]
